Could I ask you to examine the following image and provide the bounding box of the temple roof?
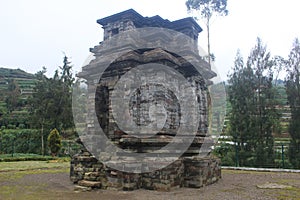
[97,9,202,33]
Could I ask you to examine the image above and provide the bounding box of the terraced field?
[0,68,36,127]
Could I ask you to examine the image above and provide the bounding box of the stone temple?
[70,9,221,191]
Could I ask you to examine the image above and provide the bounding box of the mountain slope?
[0,68,34,79]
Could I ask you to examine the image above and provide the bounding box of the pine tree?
[59,56,75,131]
[228,50,257,166]
[228,38,280,167]
[286,38,300,168]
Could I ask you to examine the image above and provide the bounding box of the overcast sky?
[0,0,299,80]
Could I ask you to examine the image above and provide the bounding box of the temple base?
[70,151,221,191]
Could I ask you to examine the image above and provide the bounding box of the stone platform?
[70,151,221,191]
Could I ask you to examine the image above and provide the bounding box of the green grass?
[0,160,69,172]
[0,153,47,158]
[0,154,57,162]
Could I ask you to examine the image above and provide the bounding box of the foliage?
[227,38,280,167]
[47,128,62,156]
[0,56,78,158]
[286,38,300,168]
[186,0,228,65]
[30,56,74,130]
[29,56,75,155]
[186,0,228,19]
[213,143,235,166]
[29,67,51,155]
[58,56,75,130]
[0,129,41,155]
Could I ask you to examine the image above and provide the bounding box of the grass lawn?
[0,160,69,172]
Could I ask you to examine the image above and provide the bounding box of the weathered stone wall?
[71,150,221,191]
[71,9,222,192]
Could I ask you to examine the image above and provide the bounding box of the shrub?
[47,129,62,157]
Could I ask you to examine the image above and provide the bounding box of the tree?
[60,55,74,88]
[228,38,280,167]
[228,50,257,166]
[58,56,75,131]
[186,0,228,66]
[29,56,75,155]
[5,79,20,113]
[47,128,62,157]
[246,38,279,167]
[29,67,51,155]
[286,38,300,168]
[273,56,285,87]
[46,56,75,131]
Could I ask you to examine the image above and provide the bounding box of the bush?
[47,129,62,157]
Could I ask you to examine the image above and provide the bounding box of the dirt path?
[0,169,300,200]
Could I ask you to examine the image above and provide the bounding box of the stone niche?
[71,9,221,191]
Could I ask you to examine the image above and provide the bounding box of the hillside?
[0,68,36,99]
[0,68,34,79]
[0,68,36,128]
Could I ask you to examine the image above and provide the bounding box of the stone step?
[74,185,92,192]
[78,180,101,188]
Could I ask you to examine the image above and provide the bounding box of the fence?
[214,141,300,169]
